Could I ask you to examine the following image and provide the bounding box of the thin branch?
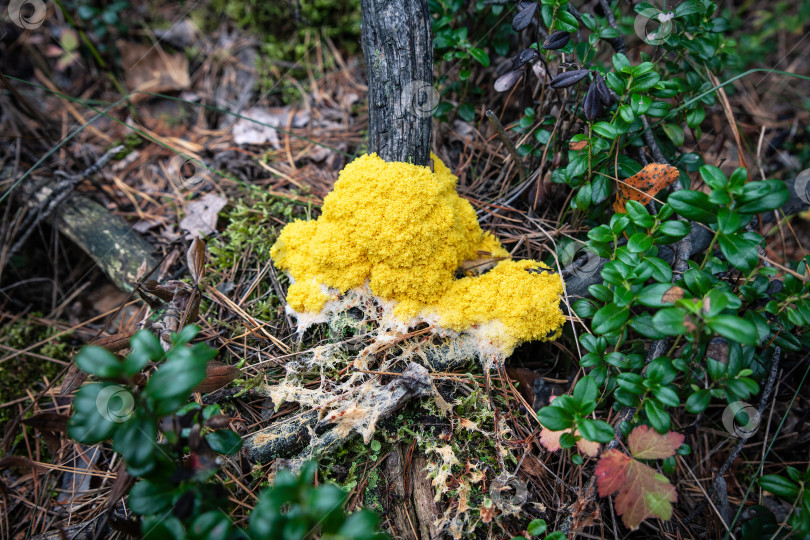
[684,346,782,524]
[3,145,124,264]
[598,0,626,53]
[486,109,528,183]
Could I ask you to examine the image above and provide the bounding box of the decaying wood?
[17,176,157,292]
[383,447,440,539]
[244,362,433,464]
[244,409,320,463]
[361,0,433,165]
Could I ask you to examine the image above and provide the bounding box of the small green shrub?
[68,326,386,539]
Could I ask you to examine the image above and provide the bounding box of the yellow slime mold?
[270,153,565,353]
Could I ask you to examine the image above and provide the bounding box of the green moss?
[363,468,383,513]
[208,192,307,272]
[0,314,70,424]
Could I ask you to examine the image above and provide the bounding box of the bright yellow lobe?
[270,153,565,351]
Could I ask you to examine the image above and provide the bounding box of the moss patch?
[0,315,69,424]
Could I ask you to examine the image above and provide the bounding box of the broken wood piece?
[17,176,157,292]
[382,447,441,539]
[243,362,433,464]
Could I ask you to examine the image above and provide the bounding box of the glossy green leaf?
[593,122,618,139]
[644,399,671,433]
[758,475,800,500]
[469,47,490,67]
[706,315,759,345]
[114,415,157,470]
[668,191,718,223]
[652,308,689,335]
[592,303,630,334]
[129,479,175,515]
[538,405,575,431]
[67,383,120,444]
[685,389,711,413]
[699,165,727,190]
[75,346,124,379]
[663,124,684,146]
[718,233,760,273]
[579,418,615,442]
[206,429,243,455]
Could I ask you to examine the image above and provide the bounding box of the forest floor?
[1,1,810,539]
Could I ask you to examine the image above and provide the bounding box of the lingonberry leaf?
[595,426,683,530]
[595,449,678,529]
[628,425,685,459]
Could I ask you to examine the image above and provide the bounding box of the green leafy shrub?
[68,326,385,539]
[428,0,810,532]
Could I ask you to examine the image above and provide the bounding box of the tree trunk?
[360,4,440,536]
[361,0,433,165]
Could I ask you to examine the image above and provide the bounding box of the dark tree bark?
[361,0,433,165]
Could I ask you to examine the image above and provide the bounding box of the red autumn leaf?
[594,426,682,530]
[613,163,679,213]
[594,448,632,495]
[628,425,684,460]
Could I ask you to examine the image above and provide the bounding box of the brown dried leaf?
[119,41,190,101]
[179,193,227,239]
[205,414,233,429]
[614,163,679,213]
[135,258,149,282]
[480,503,496,523]
[527,176,545,211]
[661,286,685,304]
[187,236,206,285]
[569,140,588,150]
[539,427,600,457]
[519,455,546,481]
[0,455,45,472]
[22,412,68,433]
[91,332,135,353]
[193,361,240,394]
[570,479,600,535]
[505,367,537,405]
[142,280,175,302]
[458,252,506,277]
[107,463,134,508]
[60,363,88,396]
[457,482,471,514]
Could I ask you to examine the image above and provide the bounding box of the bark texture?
[382,447,440,539]
[361,0,433,165]
[18,177,157,292]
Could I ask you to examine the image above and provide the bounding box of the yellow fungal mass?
[270,153,565,352]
